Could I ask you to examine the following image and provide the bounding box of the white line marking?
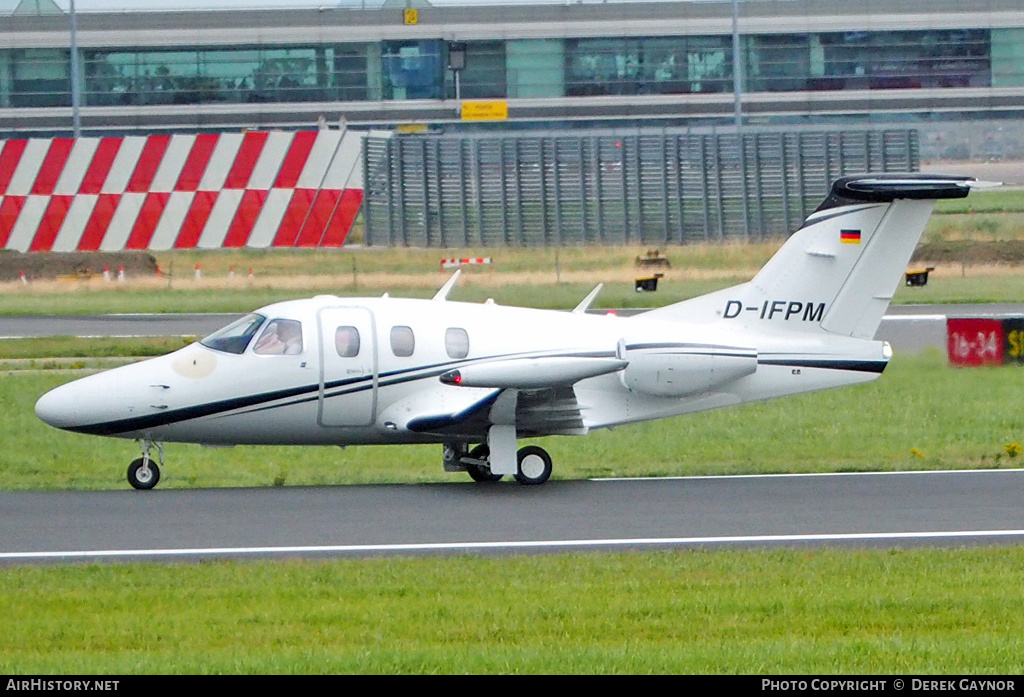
[0,334,194,340]
[4,530,1024,561]
[880,315,946,321]
[592,468,1024,482]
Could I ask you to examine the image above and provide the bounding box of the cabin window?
[200,313,265,354]
[445,327,469,359]
[390,325,415,357]
[335,326,361,357]
[253,319,304,355]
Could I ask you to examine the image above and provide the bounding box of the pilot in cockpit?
[254,319,303,355]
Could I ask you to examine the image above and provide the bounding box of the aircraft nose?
[35,382,82,430]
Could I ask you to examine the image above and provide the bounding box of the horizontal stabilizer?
[817,174,995,207]
[440,356,626,389]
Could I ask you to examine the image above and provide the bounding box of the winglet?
[432,269,462,301]
[572,283,603,314]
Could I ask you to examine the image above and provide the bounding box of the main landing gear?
[127,439,163,490]
[444,442,553,485]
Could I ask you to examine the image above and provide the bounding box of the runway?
[2,469,1022,564]
[4,304,1023,352]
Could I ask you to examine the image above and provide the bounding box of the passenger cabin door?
[317,307,377,426]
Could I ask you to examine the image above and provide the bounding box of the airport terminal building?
[1,0,1023,149]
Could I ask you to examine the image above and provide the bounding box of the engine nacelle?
[619,343,757,397]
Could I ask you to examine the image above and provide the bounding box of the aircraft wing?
[402,354,625,438]
[405,384,587,438]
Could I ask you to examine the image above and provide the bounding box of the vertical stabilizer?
[645,174,986,339]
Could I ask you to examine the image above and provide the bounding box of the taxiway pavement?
[2,470,1022,564]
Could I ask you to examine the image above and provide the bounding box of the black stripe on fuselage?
[758,358,887,373]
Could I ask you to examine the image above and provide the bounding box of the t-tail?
[646,173,993,338]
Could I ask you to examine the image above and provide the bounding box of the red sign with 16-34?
[947,318,1004,366]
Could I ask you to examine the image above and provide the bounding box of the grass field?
[2,548,1023,674]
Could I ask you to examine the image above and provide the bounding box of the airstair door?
[317,307,377,427]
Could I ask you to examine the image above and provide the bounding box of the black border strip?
[758,358,887,374]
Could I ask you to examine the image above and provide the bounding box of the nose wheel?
[128,440,163,490]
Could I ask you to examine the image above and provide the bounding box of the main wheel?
[127,458,161,490]
[514,446,552,486]
[464,444,503,483]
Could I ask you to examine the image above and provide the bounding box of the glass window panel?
[84,45,348,106]
[201,313,266,355]
[507,39,564,98]
[815,29,990,91]
[381,40,443,100]
[335,326,361,358]
[445,41,506,99]
[566,36,731,97]
[254,319,304,356]
[565,37,631,96]
[0,50,10,108]
[10,48,70,107]
[251,47,319,103]
[686,36,731,93]
[84,51,134,106]
[991,28,1024,88]
[390,326,415,358]
[746,35,810,91]
[445,328,470,359]
[199,48,260,104]
[83,50,204,106]
[333,43,370,101]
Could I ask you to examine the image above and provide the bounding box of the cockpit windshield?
[200,313,266,355]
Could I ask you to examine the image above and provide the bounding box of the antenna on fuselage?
[432,269,462,301]
[572,283,604,314]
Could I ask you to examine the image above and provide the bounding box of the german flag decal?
[840,229,861,244]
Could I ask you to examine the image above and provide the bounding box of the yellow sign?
[461,100,508,121]
[397,123,429,134]
[404,9,418,25]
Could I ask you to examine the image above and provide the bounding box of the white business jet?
[36,174,988,489]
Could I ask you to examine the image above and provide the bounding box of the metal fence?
[363,128,919,247]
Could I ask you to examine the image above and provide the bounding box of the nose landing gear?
[128,439,163,490]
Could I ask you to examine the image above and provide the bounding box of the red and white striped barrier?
[440,257,493,271]
[0,128,377,252]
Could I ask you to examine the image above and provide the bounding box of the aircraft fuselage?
[36,295,888,448]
